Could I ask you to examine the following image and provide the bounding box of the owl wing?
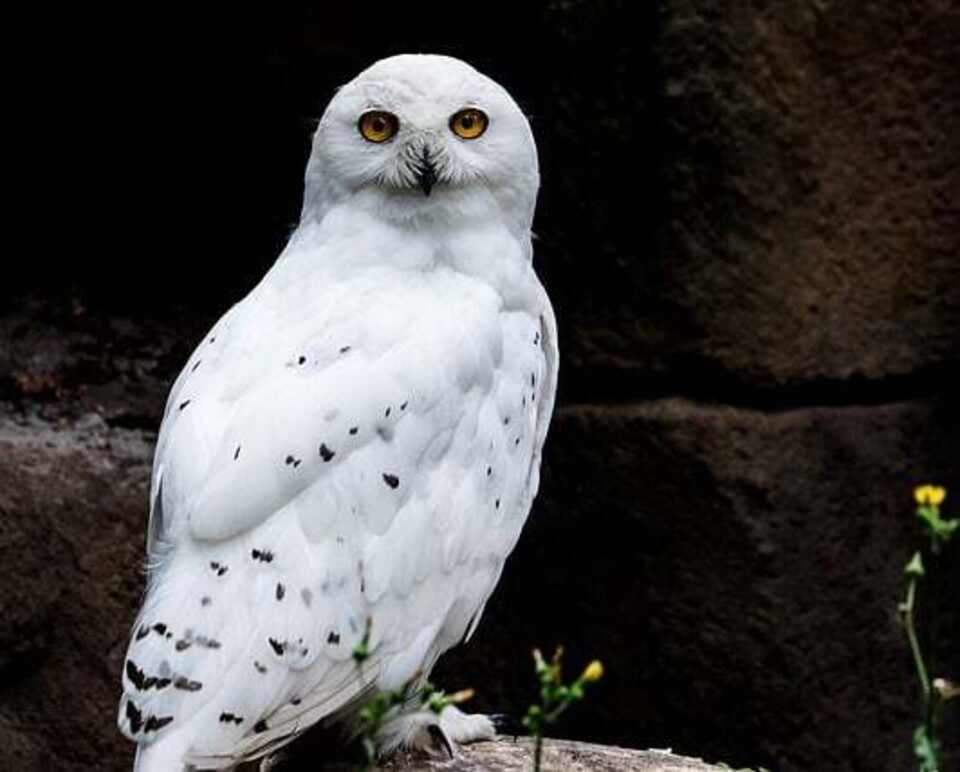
[122,258,556,764]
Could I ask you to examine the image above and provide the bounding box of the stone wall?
[2,1,958,770]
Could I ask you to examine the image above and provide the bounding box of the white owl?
[118,53,557,771]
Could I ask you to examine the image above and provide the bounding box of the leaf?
[933,517,958,541]
[905,552,925,577]
[913,725,940,772]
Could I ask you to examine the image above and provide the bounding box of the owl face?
[303,55,539,227]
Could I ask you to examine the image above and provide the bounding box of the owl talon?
[427,723,455,758]
[489,713,526,738]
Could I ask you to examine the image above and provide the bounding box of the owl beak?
[415,147,438,197]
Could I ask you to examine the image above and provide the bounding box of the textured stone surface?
[359,739,718,772]
[2,321,956,770]
[3,0,959,770]
[0,413,152,771]
[543,0,960,394]
[437,398,960,770]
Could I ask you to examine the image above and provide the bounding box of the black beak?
[415,147,438,197]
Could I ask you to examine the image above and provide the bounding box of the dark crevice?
[104,413,161,432]
[558,358,960,413]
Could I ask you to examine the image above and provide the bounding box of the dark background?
[2,2,959,771]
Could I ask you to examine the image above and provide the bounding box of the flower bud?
[582,660,604,683]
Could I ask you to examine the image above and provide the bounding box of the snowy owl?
[118,53,557,771]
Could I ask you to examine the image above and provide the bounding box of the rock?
[0,411,154,771]
[3,0,959,769]
[438,398,960,770]
[541,0,960,395]
[377,739,721,771]
[265,738,719,771]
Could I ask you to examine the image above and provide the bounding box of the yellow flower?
[581,660,604,683]
[914,485,946,507]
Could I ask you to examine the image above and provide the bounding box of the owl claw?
[427,723,455,758]
[489,713,526,738]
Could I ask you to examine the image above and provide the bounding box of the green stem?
[544,703,569,724]
[904,579,931,706]
[533,732,543,772]
[905,576,940,772]
[927,532,941,747]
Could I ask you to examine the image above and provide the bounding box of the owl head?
[301,55,539,234]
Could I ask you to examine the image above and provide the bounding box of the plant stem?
[904,574,939,772]
[927,531,941,750]
[904,579,931,705]
[533,733,543,772]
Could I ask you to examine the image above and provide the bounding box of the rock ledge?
[370,738,720,772]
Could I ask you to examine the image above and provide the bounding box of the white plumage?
[118,53,557,770]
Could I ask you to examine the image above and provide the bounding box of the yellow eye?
[358,111,399,143]
[449,108,488,140]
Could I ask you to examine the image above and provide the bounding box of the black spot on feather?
[174,676,202,692]
[145,715,174,733]
[254,661,267,674]
[126,660,146,690]
[298,355,306,365]
[254,719,268,733]
[191,360,202,372]
[349,426,358,435]
[135,625,149,641]
[339,345,351,354]
[152,623,167,636]
[319,443,335,462]
[210,561,228,576]
[382,473,399,489]
[126,700,143,733]
[276,583,285,601]
[252,549,274,563]
[268,637,285,656]
[179,400,191,411]
[400,401,408,411]
[327,631,341,645]
[219,712,244,725]
[234,445,241,460]
[126,660,171,692]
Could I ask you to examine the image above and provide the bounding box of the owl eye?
[358,111,399,143]
[449,108,488,140]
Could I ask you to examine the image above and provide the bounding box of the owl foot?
[489,712,526,737]
[377,704,496,758]
[438,704,497,745]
